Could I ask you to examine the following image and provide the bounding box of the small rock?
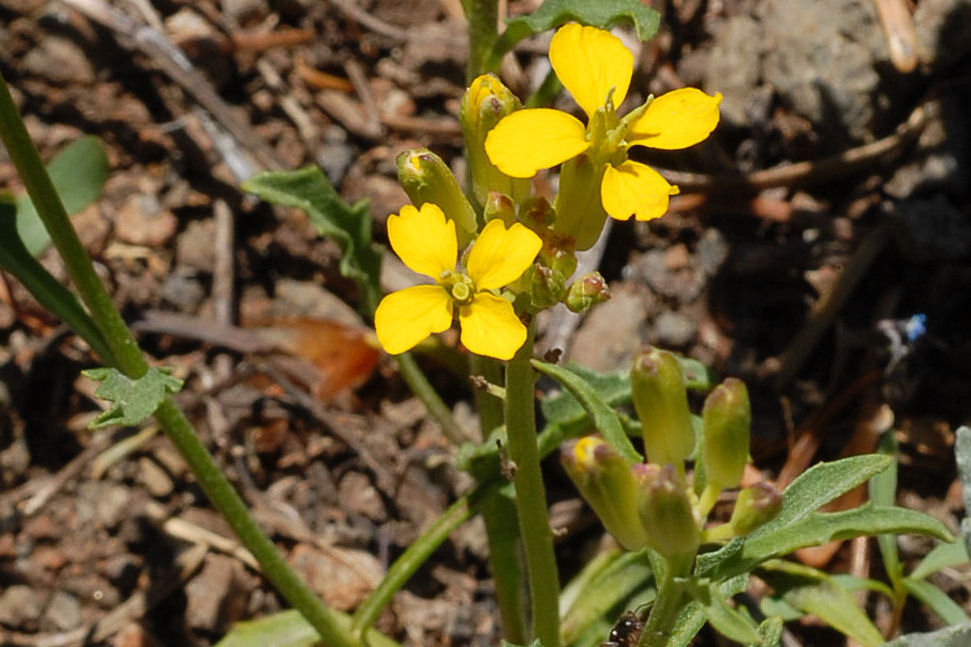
[41,591,81,632]
[114,194,178,247]
[0,585,44,629]
[289,543,383,611]
[703,15,763,127]
[569,283,650,373]
[138,457,174,498]
[697,228,729,276]
[222,0,269,26]
[77,481,131,530]
[22,36,95,84]
[176,219,215,272]
[630,249,705,303]
[160,268,207,313]
[184,554,246,633]
[98,553,142,592]
[112,622,164,647]
[652,310,698,348]
[315,125,355,186]
[338,472,386,522]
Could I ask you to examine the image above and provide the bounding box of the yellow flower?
[485,23,722,222]
[374,203,543,360]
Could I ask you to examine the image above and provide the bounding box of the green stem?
[396,351,468,444]
[351,489,488,637]
[472,354,527,644]
[638,555,690,647]
[460,0,498,80]
[0,70,359,647]
[504,324,560,647]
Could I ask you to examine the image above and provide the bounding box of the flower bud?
[635,463,699,558]
[397,149,477,246]
[553,153,608,251]
[460,74,530,206]
[701,378,751,490]
[561,436,649,550]
[565,272,610,313]
[729,482,782,536]
[630,347,695,468]
[483,191,517,227]
[531,264,565,309]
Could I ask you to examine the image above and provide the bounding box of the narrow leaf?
[781,579,883,647]
[910,540,970,581]
[902,578,970,626]
[750,616,783,647]
[488,0,660,70]
[15,135,109,255]
[885,625,971,647]
[871,430,903,586]
[684,580,759,644]
[243,167,383,316]
[532,359,641,462]
[83,367,183,428]
[216,609,401,647]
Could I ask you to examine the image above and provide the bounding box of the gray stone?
[703,15,763,127]
[42,591,81,632]
[184,554,245,633]
[653,310,697,348]
[160,268,207,313]
[568,283,650,372]
[23,36,95,84]
[0,585,43,629]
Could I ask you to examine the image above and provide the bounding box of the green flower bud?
[397,148,477,246]
[531,264,565,309]
[729,482,782,536]
[565,272,610,313]
[635,463,699,558]
[630,347,695,468]
[561,436,649,550]
[483,191,517,227]
[701,378,751,490]
[460,74,530,206]
[553,152,608,251]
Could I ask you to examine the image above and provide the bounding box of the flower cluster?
[374,23,721,360]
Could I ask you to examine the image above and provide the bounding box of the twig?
[60,0,282,171]
[327,0,410,42]
[18,433,111,516]
[143,500,260,569]
[873,0,920,73]
[658,102,931,192]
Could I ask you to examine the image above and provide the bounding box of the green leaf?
[910,540,970,581]
[487,0,661,71]
[243,167,384,316]
[83,367,183,429]
[532,359,641,463]
[684,580,759,644]
[830,574,895,599]
[902,578,970,626]
[885,625,971,647]
[215,609,401,647]
[702,503,953,581]
[15,135,109,255]
[760,563,884,647]
[871,430,903,586]
[750,616,784,647]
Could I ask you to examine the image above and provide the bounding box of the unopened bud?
[565,272,610,312]
[531,264,565,309]
[630,348,695,467]
[636,463,699,558]
[483,191,517,227]
[561,436,648,550]
[397,149,477,245]
[701,378,751,490]
[729,482,782,536]
[460,74,530,206]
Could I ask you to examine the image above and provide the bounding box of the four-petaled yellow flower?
[485,23,722,222]
[375,203,543,360]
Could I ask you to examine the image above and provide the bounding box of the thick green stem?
[396,351,468,444]
[504,325,560,647]
[638,555,691,647]
[461,0,498,80]
[0,71,358,647]
[472,354,527,644]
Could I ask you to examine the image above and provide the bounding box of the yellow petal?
[466,219,543,290]
[550,23,633,119]
[459,293,526,360]
[601,161,679,221]
[387,203,457,279]
[374,285,453,354]
[627,88,722,150]
[485,109,589,178]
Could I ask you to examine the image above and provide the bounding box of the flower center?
[439,270,476,305]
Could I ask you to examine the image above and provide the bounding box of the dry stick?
[327,0,410,42]
[60,0,283,171]
[659,103,931,192]
[873,0,921,73]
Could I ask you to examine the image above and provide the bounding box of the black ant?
[601,604,652,647]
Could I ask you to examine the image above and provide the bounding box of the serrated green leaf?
[15,135,109,255]
[910,540,969,581]
[902,578,970,626]
[759,562,883,647]
[215,609,401,647]
[532,359,641,463]
[487,0,660,71]
[243,167,383,316]
[702,503,952,581]
[83,367,183,429]
[885,625,971,647]
[684,580,759,643]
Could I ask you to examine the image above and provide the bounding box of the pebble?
[176,219,216,273]
[184,554,246,633]
[338,472,387,522]
[160,268,207,313]
[0,585,44,629]
[77,481,131,530]
[22,36,95,84]
[569,283,650,373]
[41,590,81,632]
[114,194,178,247]
[288,543,383,611]
[138,456,174,498]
